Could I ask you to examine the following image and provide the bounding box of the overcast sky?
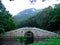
[2,0,60,16]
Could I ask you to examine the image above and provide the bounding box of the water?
[2,38,48,45]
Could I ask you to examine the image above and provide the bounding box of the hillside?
[14,8,41,21]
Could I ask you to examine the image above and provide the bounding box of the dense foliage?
[48,4,60,31]
[0,2,16,34]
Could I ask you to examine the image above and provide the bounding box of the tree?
[0,2,16,34]
[48,3,60,31]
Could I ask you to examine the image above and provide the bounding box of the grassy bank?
[29,37,60,45]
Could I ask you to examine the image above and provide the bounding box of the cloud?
[2,0,60,16]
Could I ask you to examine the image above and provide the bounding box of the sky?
[2,0,60,16]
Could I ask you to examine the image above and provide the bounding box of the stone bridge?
[0,27,58,45]
[3,27,57,37]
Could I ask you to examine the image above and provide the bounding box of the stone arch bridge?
[3,27,57,37]
[1,27,58,45]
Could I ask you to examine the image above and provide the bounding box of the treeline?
[16,3,60,32]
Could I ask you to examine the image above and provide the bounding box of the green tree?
[0,2,16,34]
[48,3,60,31]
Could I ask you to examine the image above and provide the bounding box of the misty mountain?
[14,8,41,21]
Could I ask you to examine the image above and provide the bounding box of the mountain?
[14,8,41,21]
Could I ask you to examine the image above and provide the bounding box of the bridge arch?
[24,31,34,44]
